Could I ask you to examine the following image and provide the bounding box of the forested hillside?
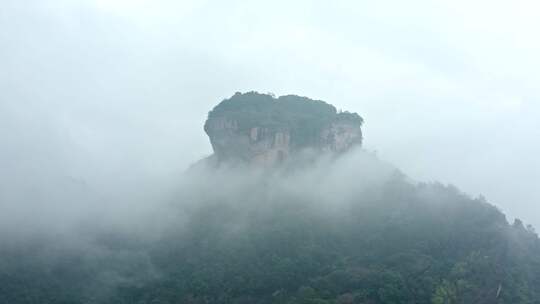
[1,94,539,304]
[1,151,539,304]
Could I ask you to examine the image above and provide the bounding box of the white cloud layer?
[1,0,539,226]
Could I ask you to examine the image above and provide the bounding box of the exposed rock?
[204,92,363,166]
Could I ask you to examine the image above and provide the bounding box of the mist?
[3,2,540,302]
[2,0,538,234]
[0,141,403,302]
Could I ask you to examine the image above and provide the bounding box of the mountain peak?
[204,92,363,165]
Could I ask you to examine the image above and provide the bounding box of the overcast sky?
[1,0,539,228]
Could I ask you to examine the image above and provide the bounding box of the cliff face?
[205,117,292,165]
[204,92,363,166]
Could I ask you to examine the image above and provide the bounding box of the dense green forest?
[1,150,539,304]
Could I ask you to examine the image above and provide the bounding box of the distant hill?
[1,92,539,304]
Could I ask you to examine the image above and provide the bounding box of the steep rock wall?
[203,92,363,166]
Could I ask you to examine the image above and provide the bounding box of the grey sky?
[1,0,539,227]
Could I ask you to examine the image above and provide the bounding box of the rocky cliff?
[204,92,363,165]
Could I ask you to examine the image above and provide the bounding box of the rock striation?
[204,92,363,166]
